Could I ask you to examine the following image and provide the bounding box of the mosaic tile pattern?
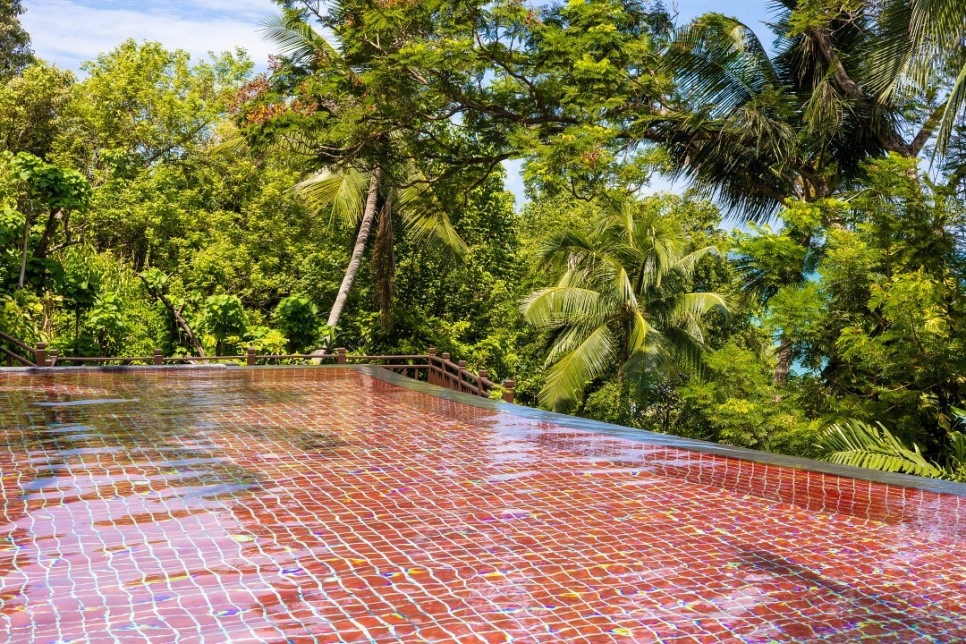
[1,367,964,643]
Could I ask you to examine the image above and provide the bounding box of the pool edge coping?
[4,363,966,498]
[356,365,966,499]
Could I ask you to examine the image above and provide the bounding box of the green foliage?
[677,342,822,456]
[61,40,252,176]
[0,63,74,157]
[242,326,289,356]
[200,293,247,355]
[9,152,91,212]
[523,195,728,411]
[0,289,42,342]
[0,0,33,81]
[274,294,320,353]
[56,250,101,310]
[817,420,944,478]
[86,292,128,353]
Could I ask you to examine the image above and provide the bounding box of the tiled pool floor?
[1,368,964,643]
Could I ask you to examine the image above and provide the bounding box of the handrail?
[0,330,33,353]
[0,331,37,366]
[0,345,34,367]
[1,343,516,403]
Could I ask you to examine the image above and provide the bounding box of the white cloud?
[21,0,279,71]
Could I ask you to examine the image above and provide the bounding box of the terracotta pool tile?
[1,367,965,642]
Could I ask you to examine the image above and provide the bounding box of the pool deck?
[1,366,964,642]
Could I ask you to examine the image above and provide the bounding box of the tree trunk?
[774,335,793,384]
[316,167,382,352]
[32,209,62,261]
[137,274,206,358]
[17,207,30,289]
[373,192,395,332]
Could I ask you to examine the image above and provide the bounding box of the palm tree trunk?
[322,167,382,338]
[373,192,395,332]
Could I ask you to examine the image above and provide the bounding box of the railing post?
[477,369,487,397]
[246,348,256,366]
[458,360,467,393]
[154,349,163,366]
[441,353,451,390]
[48,349,58,367]
[428,348,436,385]
[35,343,47,367]
[337,347,346,365]
[502,380,515,404]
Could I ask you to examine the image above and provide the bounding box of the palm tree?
[869,0,966,155]
[522,201,727,411]
[260,14,466,343]
[654,5,946,380]
[657,8,919,222]
[295,161,465,340]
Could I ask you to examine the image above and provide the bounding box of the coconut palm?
[869,0,966,155]
[260,13,466,342]
[656,8,916,223]
[655,5,943,381]
[295,161,465,339]
[522,201,727,411]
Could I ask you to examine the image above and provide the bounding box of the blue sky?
[23,0,773,72]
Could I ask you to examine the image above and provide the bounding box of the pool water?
[1,367,964,643]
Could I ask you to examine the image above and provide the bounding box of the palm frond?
[668,292,729,324]
[539,230,598,268]
[628,309,657,353]
[260,14,338,67]
[666,13,780,117]
[540,325,617,411]
[396,165,467,254]
[816,420,944,478]
[294,168,369,228]
[936,62,966,153]
[521,286,604,329]
[867,0,966,152]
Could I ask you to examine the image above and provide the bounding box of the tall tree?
[245,8,468,341]
[0,0,33,81]
[653,3,955,380]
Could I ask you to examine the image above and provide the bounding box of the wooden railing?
[0,340,515,403]
[0,331,36,367]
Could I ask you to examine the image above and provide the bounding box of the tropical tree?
[294,162,464,338]
[523,199,727,411]
[659,4,950,214]
[654,3,957,381]
[869,0,966,155]
[0,0,33,81]
[246,10,467,343]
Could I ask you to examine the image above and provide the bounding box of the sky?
[22,0,774,73]
[21,0,773,204]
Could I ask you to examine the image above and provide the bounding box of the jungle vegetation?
[3,0,966,481]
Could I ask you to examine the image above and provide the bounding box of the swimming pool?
[1,366,964,642]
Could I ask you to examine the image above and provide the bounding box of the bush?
[273,294,321,353]
[201,293,246,355]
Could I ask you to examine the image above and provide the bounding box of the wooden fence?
[0,338,515,403]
